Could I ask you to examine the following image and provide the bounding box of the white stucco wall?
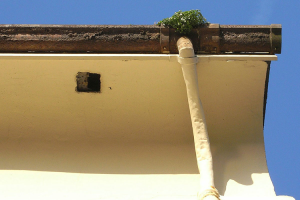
[0,54,293,200]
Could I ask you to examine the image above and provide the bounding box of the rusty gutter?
[0,24,281,54]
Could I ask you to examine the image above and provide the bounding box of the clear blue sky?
[0,0,299,199]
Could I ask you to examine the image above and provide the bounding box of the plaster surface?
[0,54,291,199]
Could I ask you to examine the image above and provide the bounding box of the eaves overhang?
[0,24,281,54]
[0,23,292,199]
[0,53,279,198]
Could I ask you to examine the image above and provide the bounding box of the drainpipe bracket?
[177,56,198,65]
[197,187,220,200]
[198,24,220,54]
[160,27,170,53]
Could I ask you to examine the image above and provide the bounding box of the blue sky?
[0,0,299,199]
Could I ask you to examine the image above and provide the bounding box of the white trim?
[196,54,277,61]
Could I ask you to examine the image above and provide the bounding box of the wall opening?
[76,72,101,92]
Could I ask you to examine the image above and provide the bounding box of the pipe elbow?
[177,37,198,65]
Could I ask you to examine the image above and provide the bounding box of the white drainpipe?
[177,37,220,200]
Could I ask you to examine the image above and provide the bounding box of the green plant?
[157,10,209,35]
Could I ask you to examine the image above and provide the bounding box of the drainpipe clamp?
[197,187,220,200]
[177,56,198,65]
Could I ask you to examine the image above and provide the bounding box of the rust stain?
[0,24,281,54]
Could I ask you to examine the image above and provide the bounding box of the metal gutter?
[0,24,281,54]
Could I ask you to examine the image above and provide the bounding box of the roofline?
[0,24,281,54]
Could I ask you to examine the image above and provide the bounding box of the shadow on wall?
[0,138,269,196]
[0,139,199,174]
[212,141,269,195]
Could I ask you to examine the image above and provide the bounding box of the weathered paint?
[177,37,219,200]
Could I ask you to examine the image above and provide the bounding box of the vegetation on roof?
[157,10,209,35]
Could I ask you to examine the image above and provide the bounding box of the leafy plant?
[157,10,209,35]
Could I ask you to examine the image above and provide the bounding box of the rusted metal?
[198,23,220,54]
[219,25,281,54]
[160,27,170,53]
[270,24,282,54]
[0,24,281,54]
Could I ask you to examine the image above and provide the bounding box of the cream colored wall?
[0,54,286,199]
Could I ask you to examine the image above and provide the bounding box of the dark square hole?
[76,72,101,92]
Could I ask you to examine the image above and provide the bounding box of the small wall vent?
[76,72,101,92]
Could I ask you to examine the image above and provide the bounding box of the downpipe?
[177,37,220,200]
